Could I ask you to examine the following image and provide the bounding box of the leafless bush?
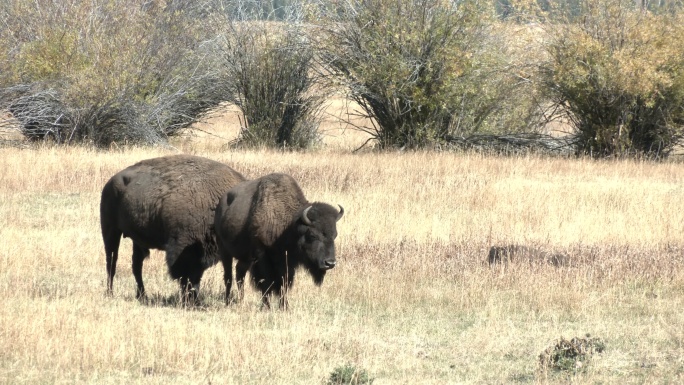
[1,86,70,142]
[539,335,605,373]
[0,0,228,147]
[211,0,327,149]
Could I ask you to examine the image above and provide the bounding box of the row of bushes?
[0,0,683,157]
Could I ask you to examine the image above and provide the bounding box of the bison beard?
[304,260,327,286]
[249,253,327,309]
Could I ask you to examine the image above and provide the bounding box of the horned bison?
[100,154,246,301]
[214,173,344,309]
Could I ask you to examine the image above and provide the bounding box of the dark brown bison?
[487,244,568,267]
[214,173,344,309]
[100,154,246,301]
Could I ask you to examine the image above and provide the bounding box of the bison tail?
[100,178,123,295]
[103,227,122,295]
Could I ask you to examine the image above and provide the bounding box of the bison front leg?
[251,253,277,310]
[267,254,295,310]
[179,265,205,306]
[178,261,206,306]
[169,243,205,306]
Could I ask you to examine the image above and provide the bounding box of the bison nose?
[323,260,336,269]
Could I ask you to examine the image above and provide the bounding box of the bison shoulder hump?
[249,174,306,245]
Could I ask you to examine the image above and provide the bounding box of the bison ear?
[301,206,313,225]
[336,205,344,221]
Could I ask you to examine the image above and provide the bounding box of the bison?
[100,154,246,301]
[487,244,568,267]
[214,173,344,309]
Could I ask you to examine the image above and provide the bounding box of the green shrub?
[316,0,519,149]
[326,364,374,385]
[539,0,684,157]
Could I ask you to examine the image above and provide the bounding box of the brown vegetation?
[0,120,683,382]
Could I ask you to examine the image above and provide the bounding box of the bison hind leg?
[132,243,150,300]
[220,255,234,305]
[233,260,251,304]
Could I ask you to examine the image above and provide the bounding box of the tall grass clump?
[539,0,684,158]
[327,364,374,385]
[213,0,326,149]
[0,0,227,147]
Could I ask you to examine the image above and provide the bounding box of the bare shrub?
[446,133,575,156]
[212,1,327,149]
[0,0,227,146]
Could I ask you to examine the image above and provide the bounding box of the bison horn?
[336,205,344,221]
[302,206,313,225]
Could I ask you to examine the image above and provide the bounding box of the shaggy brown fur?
[214,173,343,309]
[100,154,246,300]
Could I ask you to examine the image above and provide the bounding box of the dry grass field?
[1,104,684,384]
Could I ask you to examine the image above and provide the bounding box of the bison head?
[296,203,344,285]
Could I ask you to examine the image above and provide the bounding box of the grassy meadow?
[1,106,684,384]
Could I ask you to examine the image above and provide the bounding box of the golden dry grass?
[1,108,684,384]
